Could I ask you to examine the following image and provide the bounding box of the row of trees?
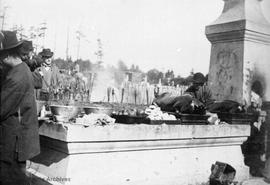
[146,69,193,85]
[52,58,194,86]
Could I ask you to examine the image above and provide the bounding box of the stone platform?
[27,122,250,185]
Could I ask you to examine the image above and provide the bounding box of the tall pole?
[1,6,8,30]
[66,25,70,61]
[40,22,47,49]
[1,14,5,30]
[42,30,45,48]
[76,31,81,61]
[76,37,80,61]
[53,30,57,54]
[0,0,2,29]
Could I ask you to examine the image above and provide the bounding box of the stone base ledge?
[40,135,248,154]
[39,121,250,142]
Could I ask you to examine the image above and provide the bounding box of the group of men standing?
[0,30,54,185]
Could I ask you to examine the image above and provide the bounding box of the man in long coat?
[20,40,43,89]
[0,31,40,185]
[36,48,59,101]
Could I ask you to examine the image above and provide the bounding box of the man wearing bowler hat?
[0,31,40,185]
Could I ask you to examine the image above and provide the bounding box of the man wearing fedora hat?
[185,72,213,107]
[38,48,54,70]
[185,72,206,94]
[20,40,44,89]
[36,48,60,101]
[152,72,212,114]
[20,40,34,62]
[0,31,40,185]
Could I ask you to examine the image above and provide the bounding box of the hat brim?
[21,49,34,54]
[192,79,205,84]
[40,52,54,57]
[2,40,24,51]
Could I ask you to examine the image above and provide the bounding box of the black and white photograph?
[1,0,270,184]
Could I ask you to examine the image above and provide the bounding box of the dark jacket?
[207,100,245,113]
[32,70,43,89]
[185,84,213,106]
[0,62,40,162]
[153,92,194,113]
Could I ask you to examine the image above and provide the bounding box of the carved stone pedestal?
[206,0,270,104]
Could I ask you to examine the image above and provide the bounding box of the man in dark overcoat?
[0,31,40,185]
[19,40,43,89]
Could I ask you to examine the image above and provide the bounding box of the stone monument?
[205,0,270,105]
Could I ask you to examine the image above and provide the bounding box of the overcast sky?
[1,0,270,77]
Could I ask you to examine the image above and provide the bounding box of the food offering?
[144,105,177,120]
[110,104,149,124]
[75,113,116,127]
[111,104,183,125]
[39,99,211,126]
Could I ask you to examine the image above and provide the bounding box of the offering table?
[27,121,250,185]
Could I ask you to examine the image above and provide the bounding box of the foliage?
[75,59,92,72]
[165,70,175,79]
[146,69,164,84]
[53,58,74,71]
[130,64,141,73]
[170,77,191,86]
[53,58,94,72]
[117,60,128,71]
[52,57,195,86]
